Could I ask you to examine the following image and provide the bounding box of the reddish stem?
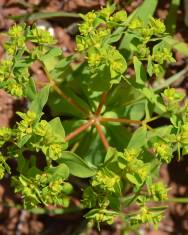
[53,83,89,115]
[95,92,108,115]
[65,119,94,142]
[95,122,109,151]
[43,65,89,115]
[100,117,142,125]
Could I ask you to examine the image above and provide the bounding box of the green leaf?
[129,101,145,120]
[126,173,142,186]
[119,0,157,58]
[48,92,83,118]
[41,48,62,72]
[27,166,41,177]
[104,147,117,164]
[106,81,143,108]
[24,77,37,101]
[154,67,188,91]
[165,0,180,34]
[133,56,147,85]
[46,163,69,180]
[149,206,168,211]
[10,11,81,21]
[133,0,158,23]
[30,85,50,119]
[17,135,32,148]
[127,127,147,149]
[49,117,65,139]
[144,100,153,120]
[58,151,97,178]
[48,84,89,118]
[141,87,166,112]
[147,55,153,76]
[119,33,139,60]
[105,27,125,44]
[75,129,106,166]
[106,124,131,151]
[147,125,172,140]
[164,36,188,56]
[17,153,29,173]
[29,206,82,215]
[50,56,73,81]
[90,66,112,91]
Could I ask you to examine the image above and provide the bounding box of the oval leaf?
[59,151,97,178]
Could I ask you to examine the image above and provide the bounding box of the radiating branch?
[100,117,142,125]
[95,122,109,151]
[52,82,89,115]
[43,65,89,115]
[65,120,94,142]
[95,92,108,115]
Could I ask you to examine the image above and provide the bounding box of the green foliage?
[0,24,55,97]
[0,3,187,233]
[12,164,71,208]
[149,182,168,202]
[130,206,163,228]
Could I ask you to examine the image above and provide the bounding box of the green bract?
[0,4,186,233]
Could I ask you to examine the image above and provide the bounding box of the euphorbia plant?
[0,4,187,231]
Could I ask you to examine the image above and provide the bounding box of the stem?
[43,65,89,115]
[146,115,160,123]
[52,82,89,115]
[145,124,154,131]
[155,66,188,91]
[95,122,109,151]
[166,197,188,203]
[125,182,145,207]
[95,92,108,115]
[100,117,143,125]
[125,164,159,207]
[65,120,94,142]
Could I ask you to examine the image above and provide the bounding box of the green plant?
[0,4,187,232]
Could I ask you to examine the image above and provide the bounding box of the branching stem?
[43,65,89,115]
[52,82,89,115]
[95,122,109,151]
[65,119,94,142]
[100,117,143,125]
[95,92,108,115]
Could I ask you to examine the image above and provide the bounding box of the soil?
[0,0,188,234]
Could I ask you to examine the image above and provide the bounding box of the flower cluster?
[83,146,169,228]
[0,127,12,147]
[1,24,55,97]
[162,88,185,112]
[153,141,173,163]
[12,171,72,209]
[33,120,67,161]
[15,111,67,162]
[128,17,175,77]
[119,148,150,184]
[149,182,168,202]
[0,154,10,179]
[130,207,162,228]
[76,5,128,85]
